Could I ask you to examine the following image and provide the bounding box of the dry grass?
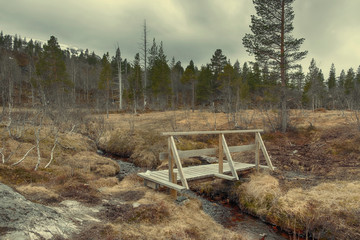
[236,173,281,216]
[91,176,244,240]
[16,184,60,204]
[272,181,360,239]
[236,173,360,239]
[99,129,165,168]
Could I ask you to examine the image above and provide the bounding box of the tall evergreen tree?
[196,65,213,104]
[181,60,197,111]
[344,68,355,95]
[243,0,307,132]
[148,41,171,108]
[128,53,142,113]
[209,49,227,104]
[303,59,325,110]
[99,53,112,118]
[328,63,336,90]
[36,36,70,106]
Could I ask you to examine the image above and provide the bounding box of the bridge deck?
[138,162,269,192]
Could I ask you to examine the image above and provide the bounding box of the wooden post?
[168,137,174,182]
[256,132,274,171]
[221,134,239,180]
[255,133,260,171]
[170,136,189,189]
[218,134,223,174]
[170,172,177,199]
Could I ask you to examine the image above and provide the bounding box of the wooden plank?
[160,144,256,160]
[214,173,236,181]
[162,129,264,136]
[221,134,239,180]
[178,148,217,158]
[186,173,215,180]
[148,173,169,182]
[218,134,223,173]
[228,144,256,152]
[170,136,189,189]
[256,132,274,171]
[137,173,186,192]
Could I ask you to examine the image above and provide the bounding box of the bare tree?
[116,46,123,110]
[140,20,149,109]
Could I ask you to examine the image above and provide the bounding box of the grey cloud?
[1,0,359,72]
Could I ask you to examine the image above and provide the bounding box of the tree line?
[1,0,360,134]
[1,31,359,113]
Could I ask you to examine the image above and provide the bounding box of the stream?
[100,152,289,240]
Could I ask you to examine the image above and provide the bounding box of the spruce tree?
[99,53,112,118]
[128,53,142,113]
[181,60,197,111]
[243,0,307,132]
[36,36,70,106]
[328,63,336,90]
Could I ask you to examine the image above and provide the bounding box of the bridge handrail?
[162,129,264,136]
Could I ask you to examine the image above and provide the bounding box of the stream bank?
[106,152,288,240]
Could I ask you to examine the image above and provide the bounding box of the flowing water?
[102,153,290,240]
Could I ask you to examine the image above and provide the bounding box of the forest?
[1,30,360,123]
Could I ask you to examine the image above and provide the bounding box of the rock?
[0,182,101,240]
[132,202,141,208]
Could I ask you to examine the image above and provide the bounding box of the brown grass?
[236,173,360,239]
[16,184,60,204]
[92,176,244,240]
[99,129,166,168]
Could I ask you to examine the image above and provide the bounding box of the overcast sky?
[1,0,360,75]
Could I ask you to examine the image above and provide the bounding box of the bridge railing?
[160,129,274,193]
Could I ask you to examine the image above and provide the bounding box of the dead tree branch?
[45,129,59,168]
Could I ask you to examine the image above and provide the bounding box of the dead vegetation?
[2,108,360,239]
[235,173,360,239]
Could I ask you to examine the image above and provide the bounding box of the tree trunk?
[191,81,195,112]
[118,52,122,110]
[280,0,287,133]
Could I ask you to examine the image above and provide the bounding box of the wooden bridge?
[138,129,274,195]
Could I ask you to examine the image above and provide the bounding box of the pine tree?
[148,41,171,108]
[170,58,183,108]
[243,0,307,132]
[36,36,70,106]
[209,49,227,104]
[218,63,236,113]
[344,68,355,95]
[303,59,325,110]
[328,63,336,90]
[99,53,112,118]
[196,65,213,104]
[128,53,142,113]
[181,60,197,111]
